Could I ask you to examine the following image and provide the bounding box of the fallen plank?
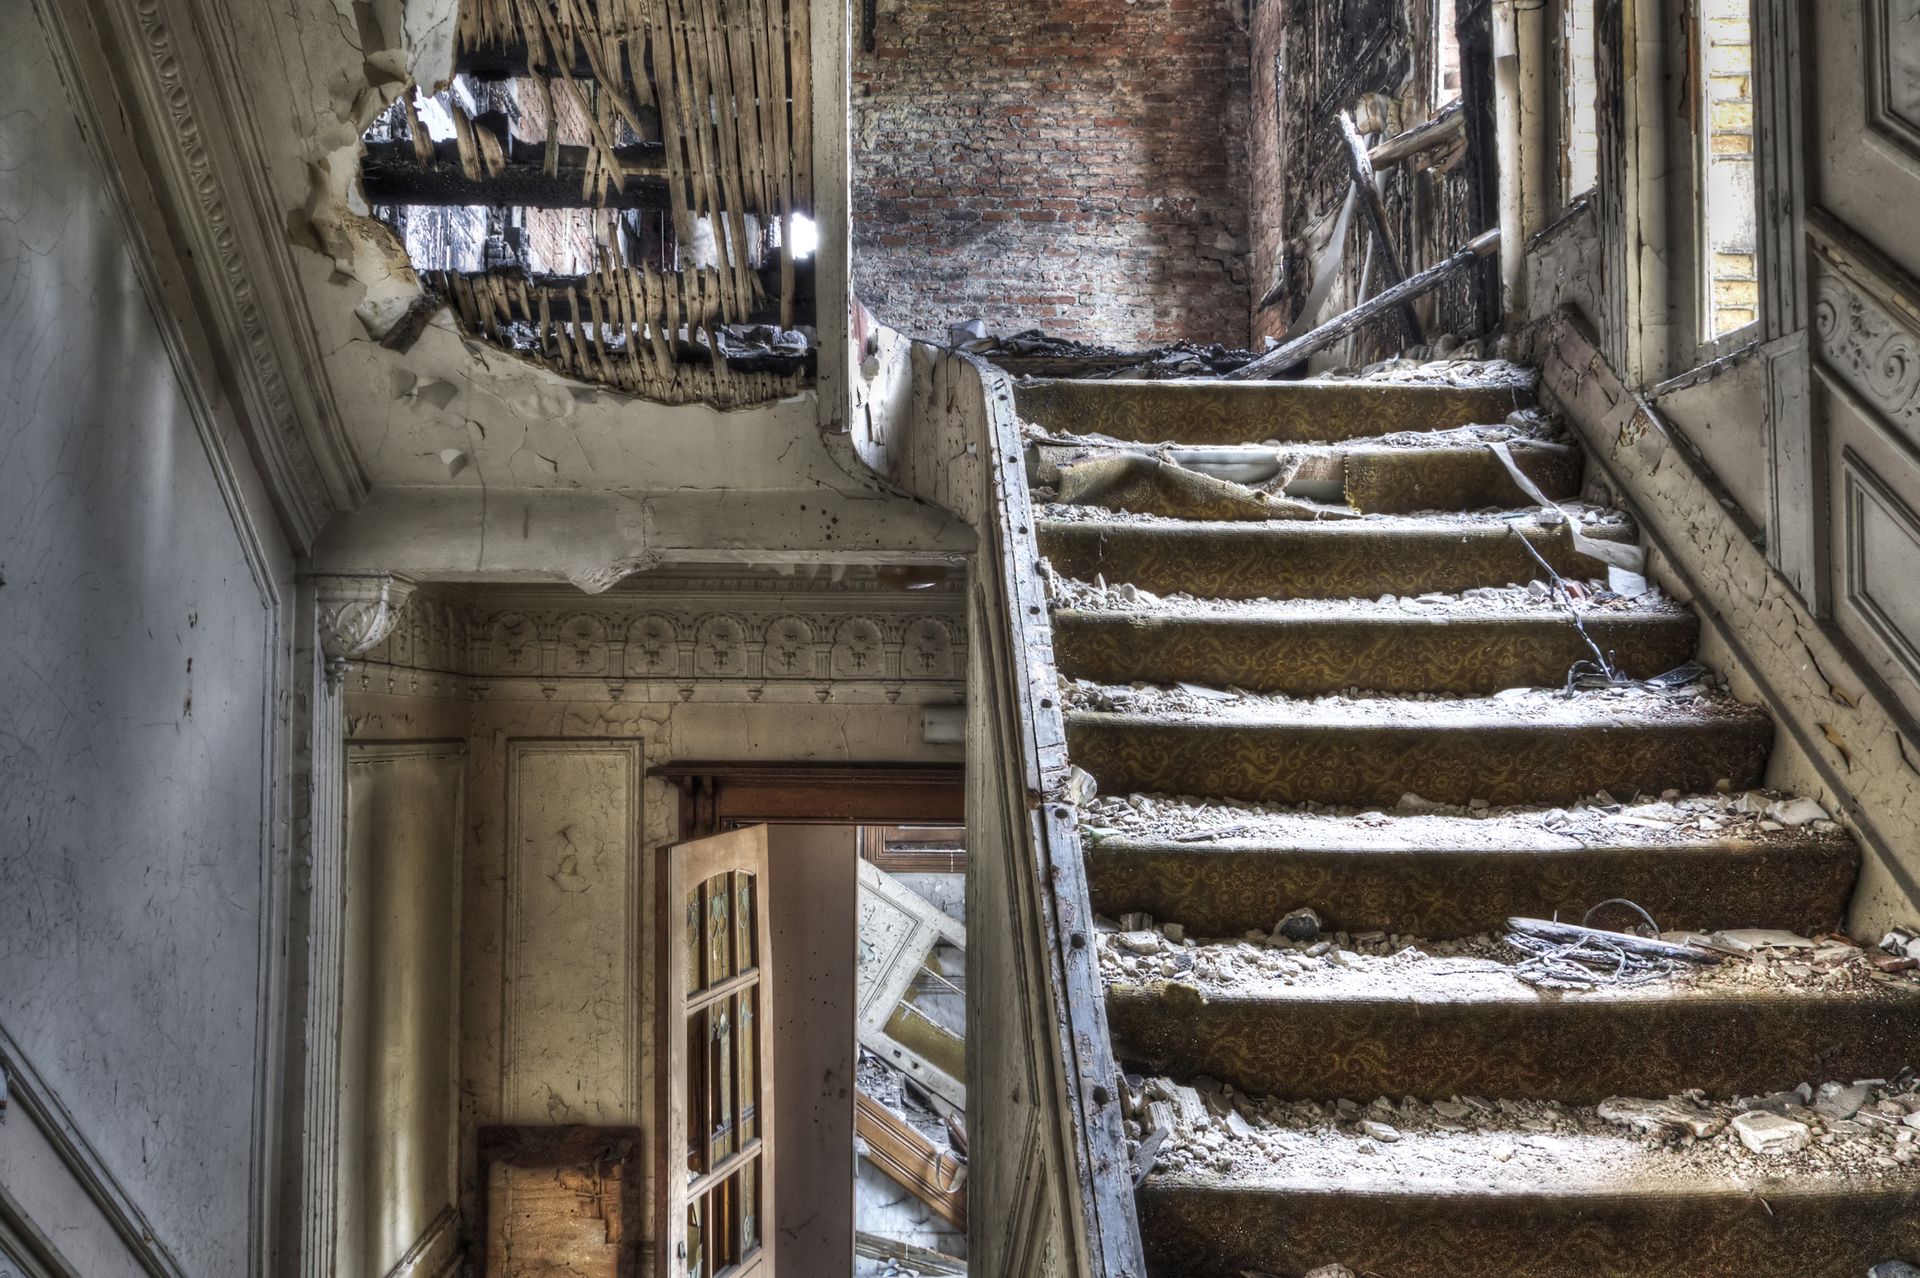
[1224,228,1501,381]
[855,1088,968,1230]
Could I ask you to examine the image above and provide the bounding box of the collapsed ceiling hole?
[362,0,818,408]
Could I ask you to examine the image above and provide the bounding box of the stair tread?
[1033,422,1572,456]
[1053,590,1689,626]
[1099,932,1919,1007]
[1038,502,1631,533]
[1064,681,1766,731]
[1140,1112,1919,1197]
[1015,374,1533,444]
[1082,794,1847,854]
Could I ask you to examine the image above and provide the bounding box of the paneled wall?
[1525,0,1920,931]
[341,578,967,1267]
[0,8,293,1274]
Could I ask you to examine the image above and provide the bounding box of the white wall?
[0,9,291,1275]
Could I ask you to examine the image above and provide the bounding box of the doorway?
[659,767,968,1278]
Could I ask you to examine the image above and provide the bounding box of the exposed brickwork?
[852,0,1252,347]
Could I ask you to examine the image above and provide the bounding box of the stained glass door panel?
[662,827,772,1278]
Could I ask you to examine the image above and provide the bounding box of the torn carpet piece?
[1488,441,1648,593]
[1055,452,1354,521]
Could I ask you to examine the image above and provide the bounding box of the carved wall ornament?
[627,614,682,674]
[1813,267,1920,445]
[314,574,417,684]
[832,616,889,679]
[347,586,968,701]
[694,614,752,677]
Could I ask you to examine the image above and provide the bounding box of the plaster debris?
[1731,1111,1812,1156]
[1126,1071,1920,1187]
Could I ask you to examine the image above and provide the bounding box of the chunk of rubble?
[1709,928,1817,953]
[1276,907,1323,942]
[1764,796,1829,826]
[1814,1082,1877,1122]
[1596,1096,1723,1138]
[1731,1110,1812,1155]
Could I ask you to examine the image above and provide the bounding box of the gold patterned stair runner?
[1015,371,1920,1277]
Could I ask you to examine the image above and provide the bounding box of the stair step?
[1103,942,1920,1102]
[1015,377,1527,444]
[1137,1134,1920,1278]
[1083,808,1857,939]
[1065,688,1773,808]
[1035,437,1581,515]
[1038,512,1635,601]
[1342,439,1581,513]
[1052,598,1697,694]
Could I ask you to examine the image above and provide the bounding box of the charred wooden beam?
[1338,110,1423,346]
[1369,99,1467,169]
[362,139,671,209]
[455,42,601,81]
[1224,229,1501,380]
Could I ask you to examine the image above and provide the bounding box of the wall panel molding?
[62,0,363,545]
[1865,0,1920,167]
[0,1025,185,1278]
[501,740,646,1125]
[1841,448,1920,689]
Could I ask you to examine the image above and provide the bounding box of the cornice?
[90,0,368,548]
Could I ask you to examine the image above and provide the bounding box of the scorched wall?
[852,0,1252,347]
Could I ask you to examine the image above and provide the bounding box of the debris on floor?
[1123,1066,1920,1185]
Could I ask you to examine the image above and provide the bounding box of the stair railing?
[850,339,1146,1277]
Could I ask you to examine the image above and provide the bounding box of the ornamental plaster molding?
[314,574,418,683]
[1812,262,1920,446]
[99,0,366,545]
[346,586,967,699]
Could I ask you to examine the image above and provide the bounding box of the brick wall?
[852,0,1252,347]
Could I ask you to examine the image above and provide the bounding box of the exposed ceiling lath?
[362,0,816,408]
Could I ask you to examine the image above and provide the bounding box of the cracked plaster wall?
[0,11,292,1274]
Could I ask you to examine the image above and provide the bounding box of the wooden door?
[660,826,773,1278]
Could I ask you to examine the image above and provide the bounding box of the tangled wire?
[1508,899,1691,989]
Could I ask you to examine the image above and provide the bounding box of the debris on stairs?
[1015,362,1920,1276]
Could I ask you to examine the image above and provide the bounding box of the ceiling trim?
[81,0,370,548]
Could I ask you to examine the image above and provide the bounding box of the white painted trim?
[0,1027,187,1278]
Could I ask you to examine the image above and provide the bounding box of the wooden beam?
[1338,110,1423,346]
[362,140,670,210]
[1224,229,1501,380]
[1369,100,1467,169]
[855,1089,967,1230]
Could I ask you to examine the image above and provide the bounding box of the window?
[1699,0,1759,339]
[1563,0,1599,203]
[1434,0,1463,108]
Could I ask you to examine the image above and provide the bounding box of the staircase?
[1015,373,1920,1277]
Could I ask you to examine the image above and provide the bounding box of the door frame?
[655,762,964,839]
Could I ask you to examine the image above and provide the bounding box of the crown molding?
[78,0,368,550]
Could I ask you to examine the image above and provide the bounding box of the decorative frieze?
[348,580,968,703]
